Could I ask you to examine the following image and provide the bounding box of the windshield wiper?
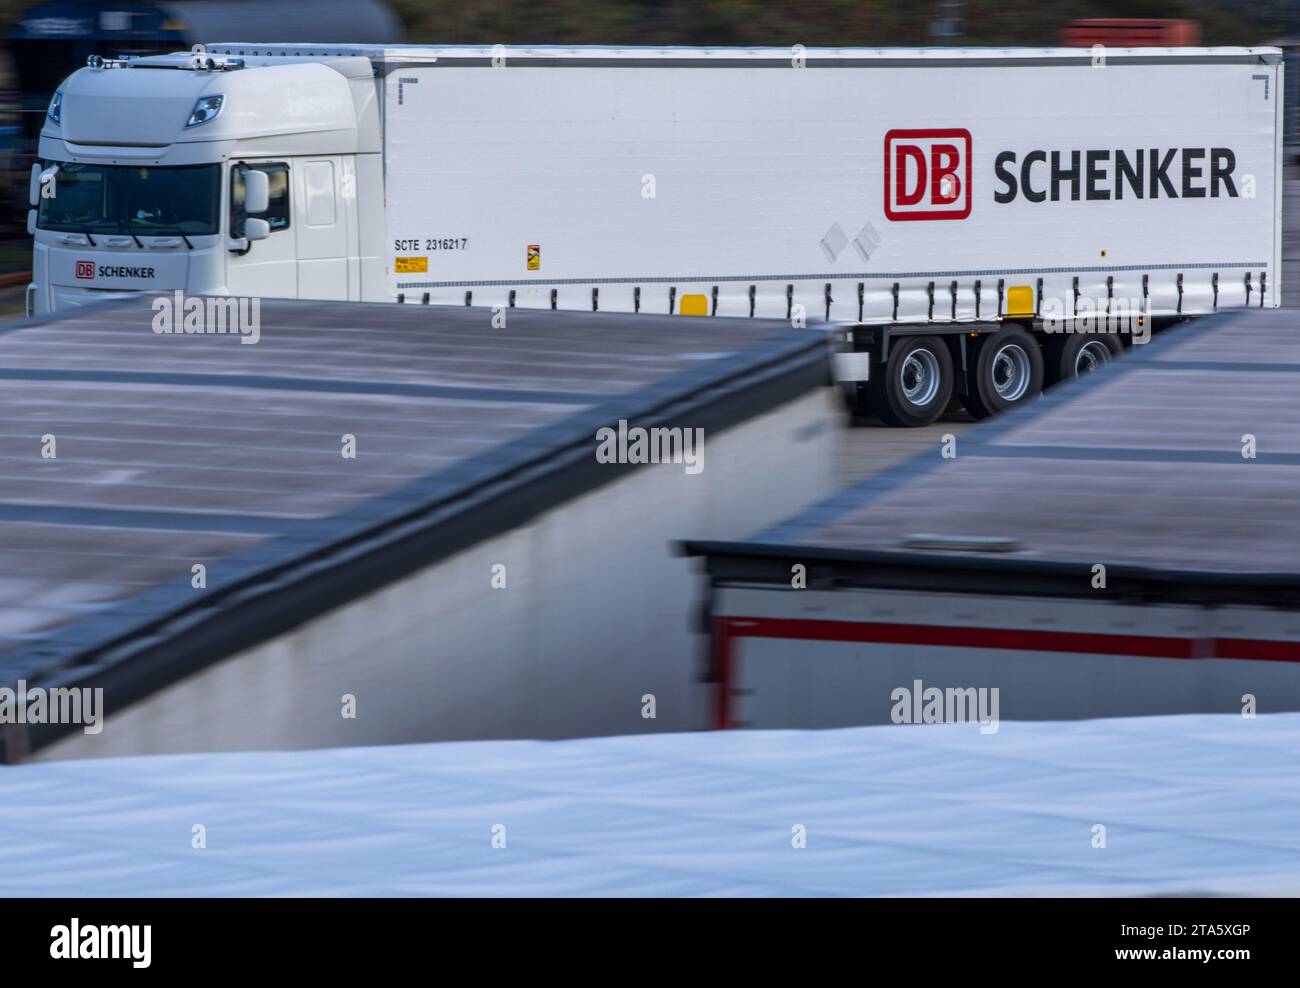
[116,217,144,248]
[111,216,195,250]
[79,224,98,247]
[143,223,195,250]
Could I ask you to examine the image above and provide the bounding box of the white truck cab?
[29,49,384,315]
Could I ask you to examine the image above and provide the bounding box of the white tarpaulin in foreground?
[3,714,1298,897]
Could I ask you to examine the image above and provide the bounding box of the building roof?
[687,308,1300,606]
[3,714,1298,895]
[0,297,830,690]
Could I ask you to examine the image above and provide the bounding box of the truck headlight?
[185,95,224,128]
[47,90,62,125]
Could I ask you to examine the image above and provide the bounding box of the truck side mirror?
[244,169,269,215]
[27,209,36,236]
[244,217,271,241]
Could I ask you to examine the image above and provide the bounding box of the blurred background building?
[372,0,1295,46]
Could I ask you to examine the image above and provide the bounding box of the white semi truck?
[28,44,1284,425]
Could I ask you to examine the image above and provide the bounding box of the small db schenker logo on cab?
[75,260,95,280]
[884,128,972,221]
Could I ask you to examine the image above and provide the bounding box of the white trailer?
[29,44,1284,424]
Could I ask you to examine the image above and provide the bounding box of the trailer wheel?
[870,336,953,427]
[1043,333,1122,386]
[960,326,1043,420]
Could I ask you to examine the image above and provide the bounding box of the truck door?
[295,158,348,300]
[227,161,297,299]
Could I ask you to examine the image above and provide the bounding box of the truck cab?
[29,49,384,315]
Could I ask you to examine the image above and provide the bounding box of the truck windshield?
[37,162,221,236]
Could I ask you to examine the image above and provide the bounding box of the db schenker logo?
[75,260,95,280]
[884,128,972,221]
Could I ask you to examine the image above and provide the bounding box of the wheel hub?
[900,349,941,406]
[1075,340,1112,375]
[991,343,1031,401]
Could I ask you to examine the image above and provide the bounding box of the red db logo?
[884,129,972,221]
[75,260,95,280]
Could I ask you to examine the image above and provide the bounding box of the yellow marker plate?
[679,293,709,316]
[1006,285,1035,317]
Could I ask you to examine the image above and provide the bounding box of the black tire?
[959,326,1044,420]
[1043,332,1122,387]
[869,335,953,428]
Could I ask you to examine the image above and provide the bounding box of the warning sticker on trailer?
[527,245,540,271]
[394,257,428,274]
